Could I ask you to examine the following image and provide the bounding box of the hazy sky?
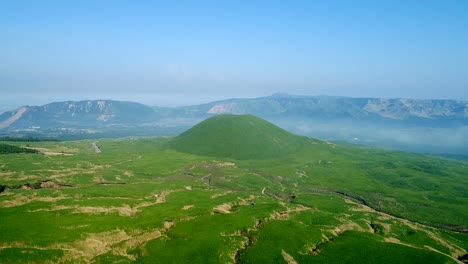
[1,0,467,106]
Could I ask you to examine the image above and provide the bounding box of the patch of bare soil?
[0,242,28,249]
[0,228,161,263]
[73,205,137,217]
[38,191,182,217]
[238,195,256,206]
[155,191,171,203]
[38,163,111,181]
[124,171,134,177]
[220,230,243,237]
[1,171,40,182]
[212,203,232,214]
[135,201,156,209]
[32,204,138,216]
[29,147,74,156]
[1,180,73,195]
[0,171,15,177]
[164,220,174,230]
[281,250,298,264]
[21,184,33,190]
[376,221,392,233]
[40,180,65,188]
[180,216,198,222]
[57,229,133,261]
[98,182,126,186]
[269,205,311,220]
[384,237,418,249]
[61,224,89,230]
[216,161,236,167]
[211,190,232,199]
[0,194,69,208]
[93,176,105,182]
[29,205,74,212]
[186,164,197,171]
[182,205,194,210]
[0,190,14,196]
[344,198,373,213]
[295,171,307,178]
[4,180,71,192]
[115,229,163,259]
[328,221,365,237]
[184,161,235,173]
[57,226,168,262]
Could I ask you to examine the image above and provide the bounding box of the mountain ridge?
[199,95,468,122]
[2,95,467,129]
[0,100,157,129]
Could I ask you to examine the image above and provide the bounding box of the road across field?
[92,142,101,153]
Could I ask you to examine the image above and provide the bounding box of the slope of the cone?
[169,114,310,159]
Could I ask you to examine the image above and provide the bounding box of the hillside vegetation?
[170,114,311,159]
[0,143,39,154]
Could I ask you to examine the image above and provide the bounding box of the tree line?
[0,143,40,154]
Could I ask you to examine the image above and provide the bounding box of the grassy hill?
[169,114,311,159]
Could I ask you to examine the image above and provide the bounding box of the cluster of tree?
[0,143,40,154]
[0,136,58,142]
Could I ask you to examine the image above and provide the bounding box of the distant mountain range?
[0,100,156,129]
[160,94,468,125]
[1,94,467,155]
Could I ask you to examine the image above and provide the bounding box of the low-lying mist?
[274,118,468,156]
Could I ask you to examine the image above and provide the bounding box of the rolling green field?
[0,115,467,263]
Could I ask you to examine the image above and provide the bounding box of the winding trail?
[92,142,101,154]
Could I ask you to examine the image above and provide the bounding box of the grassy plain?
[0,137,467,263]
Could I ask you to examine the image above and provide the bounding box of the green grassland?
[0,137,466,263]
[0,115,467,263]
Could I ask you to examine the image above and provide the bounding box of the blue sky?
[1,0,467,106]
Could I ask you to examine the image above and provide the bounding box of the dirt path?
[281,250,298,264]
[92,142,101,153]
